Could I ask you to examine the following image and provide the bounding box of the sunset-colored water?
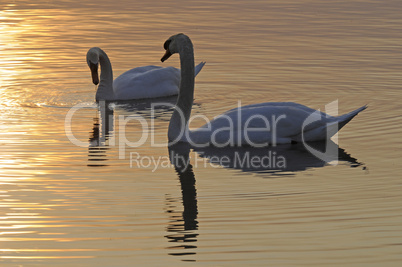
[1,0,401,266]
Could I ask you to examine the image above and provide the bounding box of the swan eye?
[163,40,171,50]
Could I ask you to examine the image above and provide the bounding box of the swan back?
[113,66,180,99]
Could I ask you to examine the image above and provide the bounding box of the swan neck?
[177,43,195,117]
[169,37,195,141]
[96,48,115,101]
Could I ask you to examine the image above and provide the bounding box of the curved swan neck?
[95,48,115,101]
[169,36,195,142]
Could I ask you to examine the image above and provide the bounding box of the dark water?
[0,0,401,265]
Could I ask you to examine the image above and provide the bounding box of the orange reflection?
[0,256,95,259]
[0,9,31,89]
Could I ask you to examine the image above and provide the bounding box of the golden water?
[0,0,401,266]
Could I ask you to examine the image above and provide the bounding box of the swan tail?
[291,105,367,142]
[300,105,367,141]
[194,62,206,77]
[336,105,367,131]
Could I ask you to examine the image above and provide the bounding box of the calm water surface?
[1,0,402,266]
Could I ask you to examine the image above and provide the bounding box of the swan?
[86,47,206,101]
[161,33,367,147]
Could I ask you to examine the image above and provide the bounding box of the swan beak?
[89,62,99,85]
[161,49,172,62]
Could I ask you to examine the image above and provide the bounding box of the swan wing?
[112,62,205,100]
[113,66,180,100]
[226,102,332,118]
[191,103,366,145]
[190,104,324,146]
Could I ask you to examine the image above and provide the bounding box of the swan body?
[86,47,205,101]
[189,102,366,146]
[161,33,366,147]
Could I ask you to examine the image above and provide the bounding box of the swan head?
[86,47,100,85]
[161,33,190,62]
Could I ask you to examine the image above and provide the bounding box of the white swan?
[86,47,205,101]
[161,33,367,147]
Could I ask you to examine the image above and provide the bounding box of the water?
[0,0,401,266]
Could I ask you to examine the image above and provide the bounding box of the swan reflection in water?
[114,95,202,121]
[88,101,114,167]
[112,95,177,121]
[165,143,198,260]
[193,140,363,176]
[164,141,364,261]
[87,97,182,167]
